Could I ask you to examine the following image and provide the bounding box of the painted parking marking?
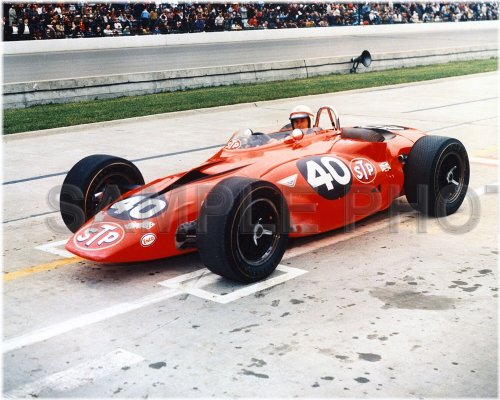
[158,265,308,304]
[5,348,144,398]
[2,288,182,353]
[475,182,498,196]
[35,239,72,258]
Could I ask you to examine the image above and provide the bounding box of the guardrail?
[3,45,497,109]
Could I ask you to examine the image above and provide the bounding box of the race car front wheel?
[60,154,144,232]
[404,136,469,217]
[197,177,289,283]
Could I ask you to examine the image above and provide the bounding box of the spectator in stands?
[195,14,205,32]
[3,2,498,41]
[103,24,113,36]
[150,7,158,30]
[187,13,195,33]
[140,7,150,29]
[215,12,225,31]
[113,18,122,35]
[202,12,211,32]
[8,4,17,26]
[11,21,19,40]
[83,26,94,38]
[247,15,258,28]
[20,18,31,40]
[55,17,64,38]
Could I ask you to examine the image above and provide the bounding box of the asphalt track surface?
[3,72,498,397]
[3,28,498,83]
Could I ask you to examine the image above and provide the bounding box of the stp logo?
[74,222,125,251]
[351,158,376,184]
[225,139,241,150]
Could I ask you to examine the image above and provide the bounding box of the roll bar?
[314,106,340,131]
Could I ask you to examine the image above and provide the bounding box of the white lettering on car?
[306,157,351,190]
[297,155,352,200]
[109,195,167,220]
[74,222,125,251]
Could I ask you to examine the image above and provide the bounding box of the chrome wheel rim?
[437,152,464,203]
[236,198,280,267]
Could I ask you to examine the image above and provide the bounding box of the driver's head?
[289,105,314,129]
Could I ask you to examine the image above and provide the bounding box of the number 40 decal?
[108,195,167,220]
[306,157,351,190]
[297,156,352,200]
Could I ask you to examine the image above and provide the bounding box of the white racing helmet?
[289,105,315,128]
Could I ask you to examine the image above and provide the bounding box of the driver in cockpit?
[289,105,315,130]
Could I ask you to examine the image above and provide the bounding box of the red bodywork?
[66,118,425,263]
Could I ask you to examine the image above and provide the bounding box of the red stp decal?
[74,222,125,251]
[225,139,241,150]
[350,158,376,184]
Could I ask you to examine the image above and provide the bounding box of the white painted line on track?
[158,265,307,304]
[470,157,499,166]
[35,239,72,258]
[475,182,499,196]
[2,289,182,354]
[283,184,496,260]
[284,212,413,260]
[284,183,497,260]
[5,348,144,398]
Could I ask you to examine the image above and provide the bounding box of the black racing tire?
[197,177,289,283]
[60,154,144,232]
[404,136,469,217]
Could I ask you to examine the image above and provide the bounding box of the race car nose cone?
[65,219,165,263]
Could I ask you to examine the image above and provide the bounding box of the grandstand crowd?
[3,2,498,40]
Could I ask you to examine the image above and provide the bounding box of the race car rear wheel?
[404,136,469,217]
[197,177,289,283]
[60,154,144,232]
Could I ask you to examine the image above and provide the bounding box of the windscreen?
[224,127,317,150]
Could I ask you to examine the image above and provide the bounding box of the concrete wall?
[3,20,497,55]
[3,45,497,109]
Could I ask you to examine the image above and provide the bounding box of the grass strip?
[3,58,497,135]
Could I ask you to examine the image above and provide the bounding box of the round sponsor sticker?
[225,139,241,150]
[74,222,125,251]
[350,158,376,184]
[140,233,157,247]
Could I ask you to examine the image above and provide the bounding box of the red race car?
[60,105,469,282]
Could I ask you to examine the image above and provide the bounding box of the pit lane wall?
[3,45,497,109]
[3,21,496,55]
